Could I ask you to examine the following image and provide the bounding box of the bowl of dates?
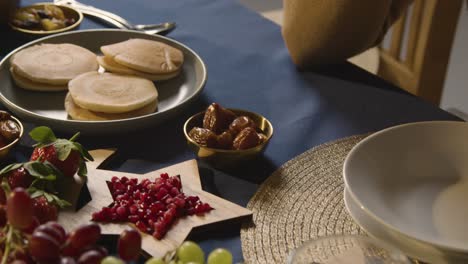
[0,111,23,159]
[9,3,83,36]
[184,103,273,167]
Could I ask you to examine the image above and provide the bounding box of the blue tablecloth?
[0,0,459,262]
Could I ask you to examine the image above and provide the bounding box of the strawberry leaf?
[0,163,23,176]
[78,161,87,177]
[29,126,57,145]
[23,161,61,181]
[28,187,45,199]
[54,139,75,161]
[69,132,80,142]
[74,142,94,161]
[44,192,71,208]
[28,188,71,208]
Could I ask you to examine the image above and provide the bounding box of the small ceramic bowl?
[0,114,24,160]
[184,109,273,168]
[9,3,83,36]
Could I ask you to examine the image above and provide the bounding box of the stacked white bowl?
[343,121,468,264]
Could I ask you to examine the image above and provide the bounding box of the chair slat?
[405,0,424,68]
[389,12,407,59]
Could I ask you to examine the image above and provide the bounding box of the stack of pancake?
[97,38,184,81]
[10,43,98,91]
[9,38,184,121]
[65,72,158,121]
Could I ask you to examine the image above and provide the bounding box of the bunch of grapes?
[1,187,142,264]
[145,241,233,264]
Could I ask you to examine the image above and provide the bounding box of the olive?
[64,18,76,26]
[203,103,236,134]
[188,127,218,148]
[233,127,261,150]
[36,9,51,19]
[0,120,20,142]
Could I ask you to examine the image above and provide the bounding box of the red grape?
[67,224,101,253]
[46,221,67,242]
[0,187,6,205]
[7,188,33,229]
[60,256,77,264]
[77,250,104,264]
[0,205,6,227]
[34,223,66,244]
[118,228,142,261]
[28,231,61,263]
[21,216,39,234]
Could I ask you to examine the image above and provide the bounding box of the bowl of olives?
[184,103,273,168]
[0,111,23,160]
[9,3,83,36]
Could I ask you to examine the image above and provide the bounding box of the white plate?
[0,29,207,135]
[343,121,468,253]
[344,188,468,263]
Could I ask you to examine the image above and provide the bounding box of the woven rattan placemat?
[240,135,367,263]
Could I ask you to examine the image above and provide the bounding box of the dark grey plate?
[0,29,207,135]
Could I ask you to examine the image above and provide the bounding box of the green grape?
[176,241,205,264]
[145,257,166,264]
[207,248,233,264]
[101,256,125,264]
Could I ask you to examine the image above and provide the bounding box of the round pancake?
[10,67,67,91]
[68,72,158,114]
[97,56,180,81]
[11,43,98,85]
[65,93,157,121]
[101,38,183,74]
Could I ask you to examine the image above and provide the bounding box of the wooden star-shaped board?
[58,149,252,257]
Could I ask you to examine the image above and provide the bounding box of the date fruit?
[203,103,236,134]
[233,127,261,150]
[188,127,218,147]
[0,111,21,148]
[217,131,233,149]
[229,116,256,136]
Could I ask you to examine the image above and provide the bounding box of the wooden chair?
[377,0,463,105]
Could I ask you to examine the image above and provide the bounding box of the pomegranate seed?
[170,187,180,196]
[129,205,138,215]
[135,221,147,232]
[174,197,185,208]
[114,182,125,191]
[128,215,139,223]
[155,188,168,200]
[116,206,128,219]
[93,174,213,239]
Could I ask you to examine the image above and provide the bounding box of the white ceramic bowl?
[344,188,468,263]
[344,121,468,255]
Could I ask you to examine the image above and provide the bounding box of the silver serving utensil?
[53,0,176,34]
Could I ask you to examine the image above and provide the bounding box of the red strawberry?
[29,126,93,177]
[31,145,81,178]
[6,167,34,189]
[32,196,58,224]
